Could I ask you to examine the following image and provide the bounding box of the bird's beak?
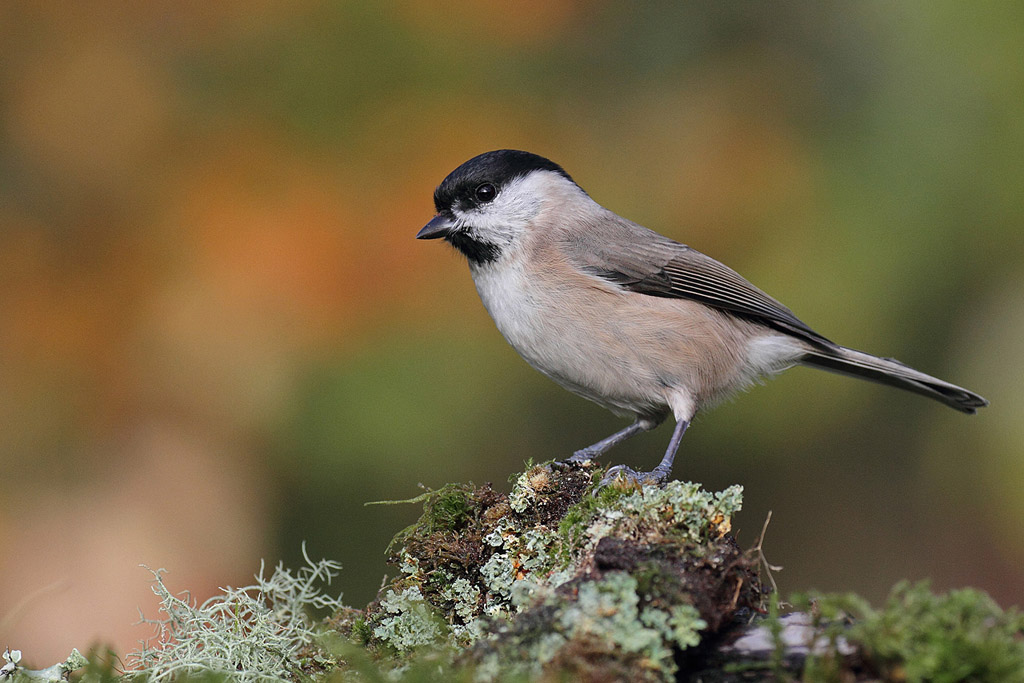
[416,213,455,240]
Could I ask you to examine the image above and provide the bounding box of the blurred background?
[2,0,1023,664]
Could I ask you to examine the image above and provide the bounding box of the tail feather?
[801,346,988,414]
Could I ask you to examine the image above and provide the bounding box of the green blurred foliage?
[1,0,1022,661]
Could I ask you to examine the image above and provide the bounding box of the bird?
[416,149,988,485]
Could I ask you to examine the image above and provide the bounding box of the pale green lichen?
[372,585,447,653]
[507,468,536,514]
[479,526,557,617]
[438,577,483,641]
[129,546,343,683]
[599,481,742,545]
[640,603,707,650]
[545,572,705,677]
[1,648,88,683]
[398,555,422,578]
[559,573,675,660]
[467,571,710,681]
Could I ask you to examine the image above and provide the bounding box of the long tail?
[800,345,988,414]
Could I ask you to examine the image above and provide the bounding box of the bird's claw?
[552,450,597,469]
[595,464,669,493]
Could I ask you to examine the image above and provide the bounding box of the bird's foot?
[597,464,671,491]
[553,447,600,468]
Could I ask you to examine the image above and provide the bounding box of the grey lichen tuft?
[130,544,344,682]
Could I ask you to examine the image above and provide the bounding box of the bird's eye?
[474,183,497,203]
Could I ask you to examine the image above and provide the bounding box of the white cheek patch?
[455,171,570,250]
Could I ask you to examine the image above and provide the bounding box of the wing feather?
[566,215,833,348]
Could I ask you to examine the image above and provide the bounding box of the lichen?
[33,461,1024,682]
[551,571,706,674]
[354,461,760,681]
[129,545,344,682]
[371,585,447,653]
[1,648,89,683]
[471,570,697,680]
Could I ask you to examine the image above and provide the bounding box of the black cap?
[433,150,575,213]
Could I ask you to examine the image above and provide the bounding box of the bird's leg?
[600,418,690,487]
[648,417,689,481]
[561,417,655,464]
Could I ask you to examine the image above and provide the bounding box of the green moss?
[632,559,688,610]
[804,581,1024,683]
[382,483,481,557]
[347,616,373,646]
[760,581,1024,683]
[554,481,629,565]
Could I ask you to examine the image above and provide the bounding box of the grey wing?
[567,218,834,349]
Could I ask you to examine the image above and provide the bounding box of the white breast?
[470,258,547,365]
[468,254,674,418]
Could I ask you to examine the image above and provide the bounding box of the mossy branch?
[6,463,1023,682]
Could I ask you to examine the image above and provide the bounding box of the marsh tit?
[417,150,987,485]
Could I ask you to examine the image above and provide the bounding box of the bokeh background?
[2,1,1023,664]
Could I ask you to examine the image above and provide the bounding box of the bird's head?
[417,149,582,265]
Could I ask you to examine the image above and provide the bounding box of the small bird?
[417,150,988,485]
